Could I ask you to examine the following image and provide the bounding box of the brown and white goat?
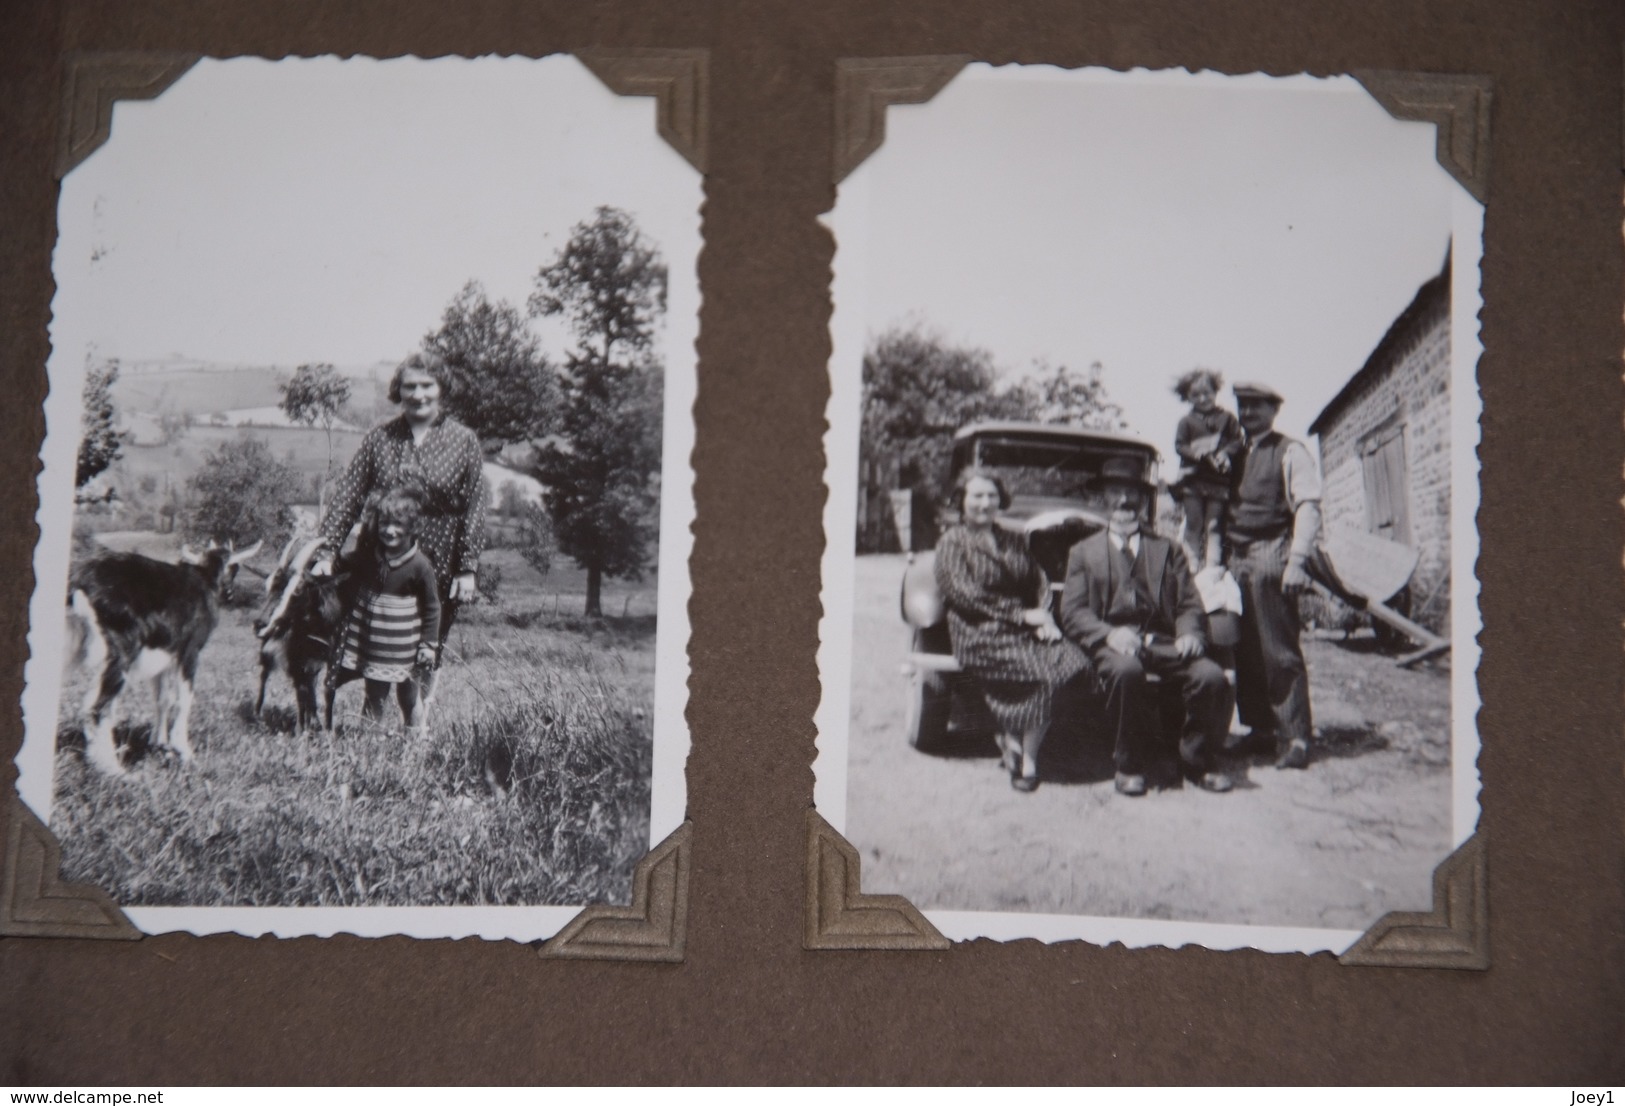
[253,535,347,734]
[67,540,262,774]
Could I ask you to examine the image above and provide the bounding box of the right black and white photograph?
[816,65,1483,952]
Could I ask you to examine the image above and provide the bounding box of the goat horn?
[226,540,264,565]
[288,537,326,576]
[274,534,303,572]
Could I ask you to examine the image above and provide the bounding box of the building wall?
[1316,293,1452,632]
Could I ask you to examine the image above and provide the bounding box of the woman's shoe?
[996,734,1020,776]
[1275,738,1310,770]
[1010,746,1039,792]
[1114,771,1148,797]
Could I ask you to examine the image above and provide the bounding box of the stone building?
[1308,254,1452,632]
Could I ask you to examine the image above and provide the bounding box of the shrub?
[186,435,301,549]
[70,519,100,561]
[477,562,502,603]
[518,501,555,580]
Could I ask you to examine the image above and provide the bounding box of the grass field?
[49,546,658,910]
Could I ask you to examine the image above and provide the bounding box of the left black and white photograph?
[18,55,698,941]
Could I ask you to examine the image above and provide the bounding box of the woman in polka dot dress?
[934,467,1093,792]
[315,351,488,710]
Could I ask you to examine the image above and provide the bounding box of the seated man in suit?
[1059,457,1233,797]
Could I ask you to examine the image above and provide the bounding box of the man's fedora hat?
[1090,455,1157,494]
[1232,381,1284,404]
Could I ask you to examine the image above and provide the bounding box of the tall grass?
[49,553,655,909]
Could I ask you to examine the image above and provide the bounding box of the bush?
[518,501,555,580]
[186,435,301,549]
[70,519,100,561]
[476,562,502,603]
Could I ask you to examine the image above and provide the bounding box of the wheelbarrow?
[1308,528,1450,668]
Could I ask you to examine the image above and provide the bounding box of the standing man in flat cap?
[1227,382,1322,769]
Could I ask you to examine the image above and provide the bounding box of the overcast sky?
[832,65,1463,460]
[53,55,701,372]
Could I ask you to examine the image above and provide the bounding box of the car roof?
[953,420,1160,456]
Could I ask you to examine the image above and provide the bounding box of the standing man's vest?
[1229,432,1293,541]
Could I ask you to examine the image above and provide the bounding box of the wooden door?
[1360,424,1411,545]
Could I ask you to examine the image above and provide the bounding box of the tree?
[186,436,301,550]
[859,328,1022,541]
[157,408,194,446]
[423,280,555,453]
[858,328,1124,552]
[858,329,1123,551]
[279,362,352,513]
[159,483,182,533]
[529,207,667,617]
[1010,359,1126,429]
[77,359,125,490]
[498,480,529,526]
[528,207,667,366]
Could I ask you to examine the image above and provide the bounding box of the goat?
[66,540,262,774]
[253,536,347,734]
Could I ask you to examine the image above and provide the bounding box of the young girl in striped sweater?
[332,481,441,736]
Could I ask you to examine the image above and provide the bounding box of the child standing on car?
[1172,368,1244,571]
[331,480,441,737]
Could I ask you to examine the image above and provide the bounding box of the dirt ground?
[841,554,1458,934]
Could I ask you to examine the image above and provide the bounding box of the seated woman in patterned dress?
[934,467,1093,792]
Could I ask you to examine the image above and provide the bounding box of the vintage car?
[899,420,1161,753]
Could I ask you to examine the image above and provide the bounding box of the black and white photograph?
[815,65,1483,952]
[18,55,698,941]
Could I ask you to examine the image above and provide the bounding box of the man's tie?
[1115,536,1136,575]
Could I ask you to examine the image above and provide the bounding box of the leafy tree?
[528,207,666,616]
[858,329,1123,551]
[859,328,1021,546]
[423,280,555,453]
[76,360,125,490]
[279,362,352,512]
[157,409,194,446]
[1009,359,1125,429]
[159,484,182,533]
[528,207,667,366]
[498,480,529,525]
[186,436,301,550]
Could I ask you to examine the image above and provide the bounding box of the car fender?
[899,551,944,629]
